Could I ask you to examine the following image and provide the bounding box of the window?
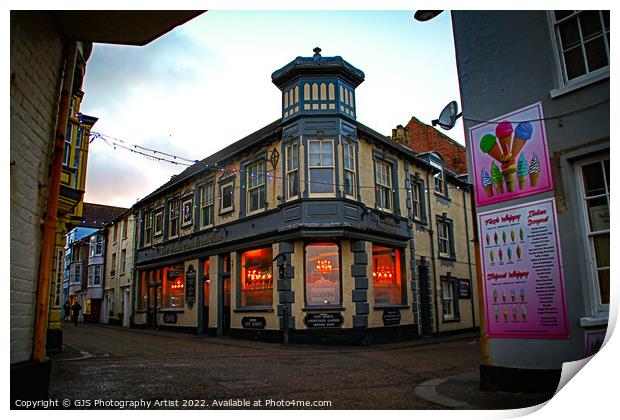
[122,219,128,240]
[154,211,163,236]
[437,220,454,258]
[168,200,180,239]
[375,160,392,211]
[305,243,341,307]
[110,253,117,277]
[71,263,82,285]
[308,140,334,194]
[144,212,153,245]
[372,246,403,305]
[247,161,266,213]
[73,126,82,170]
[63,122,73,166]
[163,265,185,308]
[286,143,299,199]
[577,157,609,311]
[199,183,214,227]
[120,249,127,274]
[220,181,234,213]
[441,277,459,321]
[181,198,193,227]
[138,271,148,311]
[343,143,356,198]
[88,265,102,287]
[552,11,610,83]
[240,248,273,307]
[412,181,422,220]
[113,223,118,243]
[434,169,446,195]
[90,235,104,256]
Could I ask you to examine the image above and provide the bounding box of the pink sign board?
[469,102,554,207]
[479,198,569,338]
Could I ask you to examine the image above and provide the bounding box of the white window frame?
[434,169,446,196]
[286,143,299,199]
[144,212,153,245]
[247,161,266,214]
[308,139,335,196]
[154,211,163,237]
[412,182,422,220]
[437,221,451,258]
[548,11,610,97]
[220,181,235,213]
[343,142,356,198]
[375,159,393,212]
[120,249,127,275]
[200,183,214,228]
[575,155,610,316]
[168,200,180,239]
[63,122,73,166]
[71,263,82,285]
[441,278,456,320]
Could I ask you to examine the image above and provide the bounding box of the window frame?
[343,142,356,199]
[220,180,235,214]
[238,247,274,309]
[434,168,447,196]
[181,197,193,228]
[110,252,117,277]
[153,210,163,237]
[286,142,300,200]
[199,182,215,228]
[303,242,343,309]
[371,244,406,307]
[308,139,335,196]
[440,276,461,322]
[436,219,455,259]
[375,158,393,212]
[168,200,180,239]
[246,160,267,214]
[143,211,153,246]
[120,249,127,275]
[121,219,128,240]
[575,154,610,315]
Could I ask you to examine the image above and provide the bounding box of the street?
[49,323,480,409]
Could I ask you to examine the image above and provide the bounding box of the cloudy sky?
[81,10,463,208]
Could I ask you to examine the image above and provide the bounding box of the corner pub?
[132,48,478,344]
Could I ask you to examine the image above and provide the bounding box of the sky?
[81,10,464,208]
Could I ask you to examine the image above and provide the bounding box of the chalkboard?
[304,313,343,328]
[383,309,401,326]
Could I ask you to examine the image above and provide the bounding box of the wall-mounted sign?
[304,313,343,328]
[479,198,569,338]
[186,265,196,308]
[469,102,554,207]
[163,312,177,324]
[382,309,401,326]
[458,279,471,299]
[242,317,267,329]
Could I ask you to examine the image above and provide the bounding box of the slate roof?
[80,203,129,228]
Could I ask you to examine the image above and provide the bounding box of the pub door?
[147,280,161,330]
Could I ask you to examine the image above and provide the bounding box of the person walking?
[63,300,71,321]
[71,301,82,326]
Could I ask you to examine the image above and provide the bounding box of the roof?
[80,203,129,228]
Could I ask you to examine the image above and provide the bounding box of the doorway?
[218,254,231,336]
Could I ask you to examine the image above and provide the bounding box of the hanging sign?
[186,265,196,308]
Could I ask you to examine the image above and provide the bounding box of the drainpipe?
[425,173,440,337]
[33,42,77,363]
[462,186,476,329]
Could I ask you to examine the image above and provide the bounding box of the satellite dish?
[432,101,462,130]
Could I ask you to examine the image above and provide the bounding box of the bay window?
[343,142,356,198]
[308,140,334,194]
[286,143,299,198]
[372,245,403,305]
[375,159,392,211]
[240,248,273,307]
[305,243,341,307]
[247,161,266,213]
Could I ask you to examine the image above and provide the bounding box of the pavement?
[48,322,556,410]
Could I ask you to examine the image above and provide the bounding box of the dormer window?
[434,168,446,195]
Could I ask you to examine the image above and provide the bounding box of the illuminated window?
[305,243,341,307]
[343,142,356,198]
[308,140,334,194]
[286,143,299,198]
[247,161,266,213]
[375,160,392,211]
[169,199,180,238]
[163,265,185,308]
[200,183,214,227]
[240,248,273,307]
[372,246,403,305]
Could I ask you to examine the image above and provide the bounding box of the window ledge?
[234,307,274,313]
[219,208,234,216]
[438,255,457,262]
[373,304,410,310]
[550,69,609,99]
[580,315,608,327]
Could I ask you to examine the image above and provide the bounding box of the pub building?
[132,49,478,344]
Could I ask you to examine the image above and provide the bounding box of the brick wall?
[10,12,64,365]
[395,117,468,175]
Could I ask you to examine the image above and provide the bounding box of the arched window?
[312,83,319,100]
[328,83,335,100]
[320,83,327,100]
[304,83,310,100]
[295,86,299,103]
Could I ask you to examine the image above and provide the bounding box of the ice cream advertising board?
[479,198,569,338]
[469,102,553,207]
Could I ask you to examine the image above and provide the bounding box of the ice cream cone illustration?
[491,162,504,194]
[510,229,515,243]
[502,289,506,303]
[493,289,498,303]
[517,154,529,189]
[516,245,521,259]
[501,161,517,192]
[503,307,509,321]
[519,228,524,241]
[494,306,500,321]
[529,153,541,187]
[490,250,495,263]
[502,231,506,244]
[494,232,498,245]
[486,233,490,246]
[498,249,503,261]
[511,122,533,157]
[480,133,504,163]
[520,288,526,302]
[513,306,518,321]
[481,167,493,197]
[507,247,513,261]
[496,121,514,158]
[521,305,527,321]
[511,288,516,302]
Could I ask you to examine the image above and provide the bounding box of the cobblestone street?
[49,323,480,409]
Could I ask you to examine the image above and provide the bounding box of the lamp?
[413,10,443,22]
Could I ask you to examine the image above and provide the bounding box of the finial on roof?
[312,47,322,61]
